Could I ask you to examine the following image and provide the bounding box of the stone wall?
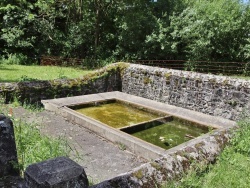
[0,63,123,105]
[122,64,250,120]
[1,63,249,120]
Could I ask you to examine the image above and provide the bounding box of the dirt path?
[12,107,146,183]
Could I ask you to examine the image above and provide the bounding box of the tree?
[169,0,250,62]
[1,0,249,65]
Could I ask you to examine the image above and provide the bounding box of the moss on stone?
[142,69,148,75]
[133,169,144,179]
[194,141,205,149]
[143,77,152,85]
[228,100,237,107]
[150,162,161,170]
[195,78,202,83]
[182,77,186,83]
[209,78,217,84]
[164,73,172,81]
[155,71,162,77]
[222,79,230,86]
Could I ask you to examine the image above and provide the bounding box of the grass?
[0,99,72,176]
[14,119,71,176]
[230,75,250,80]
[0,64,93,82]
[164,114,250,188]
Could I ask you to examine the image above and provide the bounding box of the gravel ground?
[12,107,147,183]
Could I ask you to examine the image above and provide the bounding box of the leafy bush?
[0,54,33,65]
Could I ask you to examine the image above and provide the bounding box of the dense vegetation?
[0,0,250,66]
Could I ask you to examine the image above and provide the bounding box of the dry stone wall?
[0,64,122,105]
[122,64,250,120]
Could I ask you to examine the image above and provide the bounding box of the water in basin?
[128,118,209,150]
[75,101,161,128]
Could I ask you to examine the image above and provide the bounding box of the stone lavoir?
[42,91,236,187]
[0,63,248,187]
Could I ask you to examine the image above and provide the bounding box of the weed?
[117,142,126,151]
[22,101,44,112]
[133,169,144,179]
[231,117,250,155]
[11,96,21,107]
[0,95,5,105]
[9,96,44,112]
[19,75,38,82]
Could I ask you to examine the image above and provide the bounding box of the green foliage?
[0,99,71,176]
[114,0,157,59]
[0,0,250,66]
[165,150,250,188]
[0,54,32,65]
[170,0,250,62]
[117,142,126,151]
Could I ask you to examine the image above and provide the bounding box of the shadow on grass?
[0,79,18,83]
[0,67,18,71]
[0,65,19,82]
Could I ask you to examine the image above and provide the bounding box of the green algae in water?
[75,102,160,128]
[131,119,208,150]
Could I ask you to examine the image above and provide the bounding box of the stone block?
[0,114,19,177]
[24,156,89,188]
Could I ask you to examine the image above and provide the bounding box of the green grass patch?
[230,75,250,80]
[164,115,250,188]
[14,119,72,176]
[0,101,72,176]
[0,64,92,82]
